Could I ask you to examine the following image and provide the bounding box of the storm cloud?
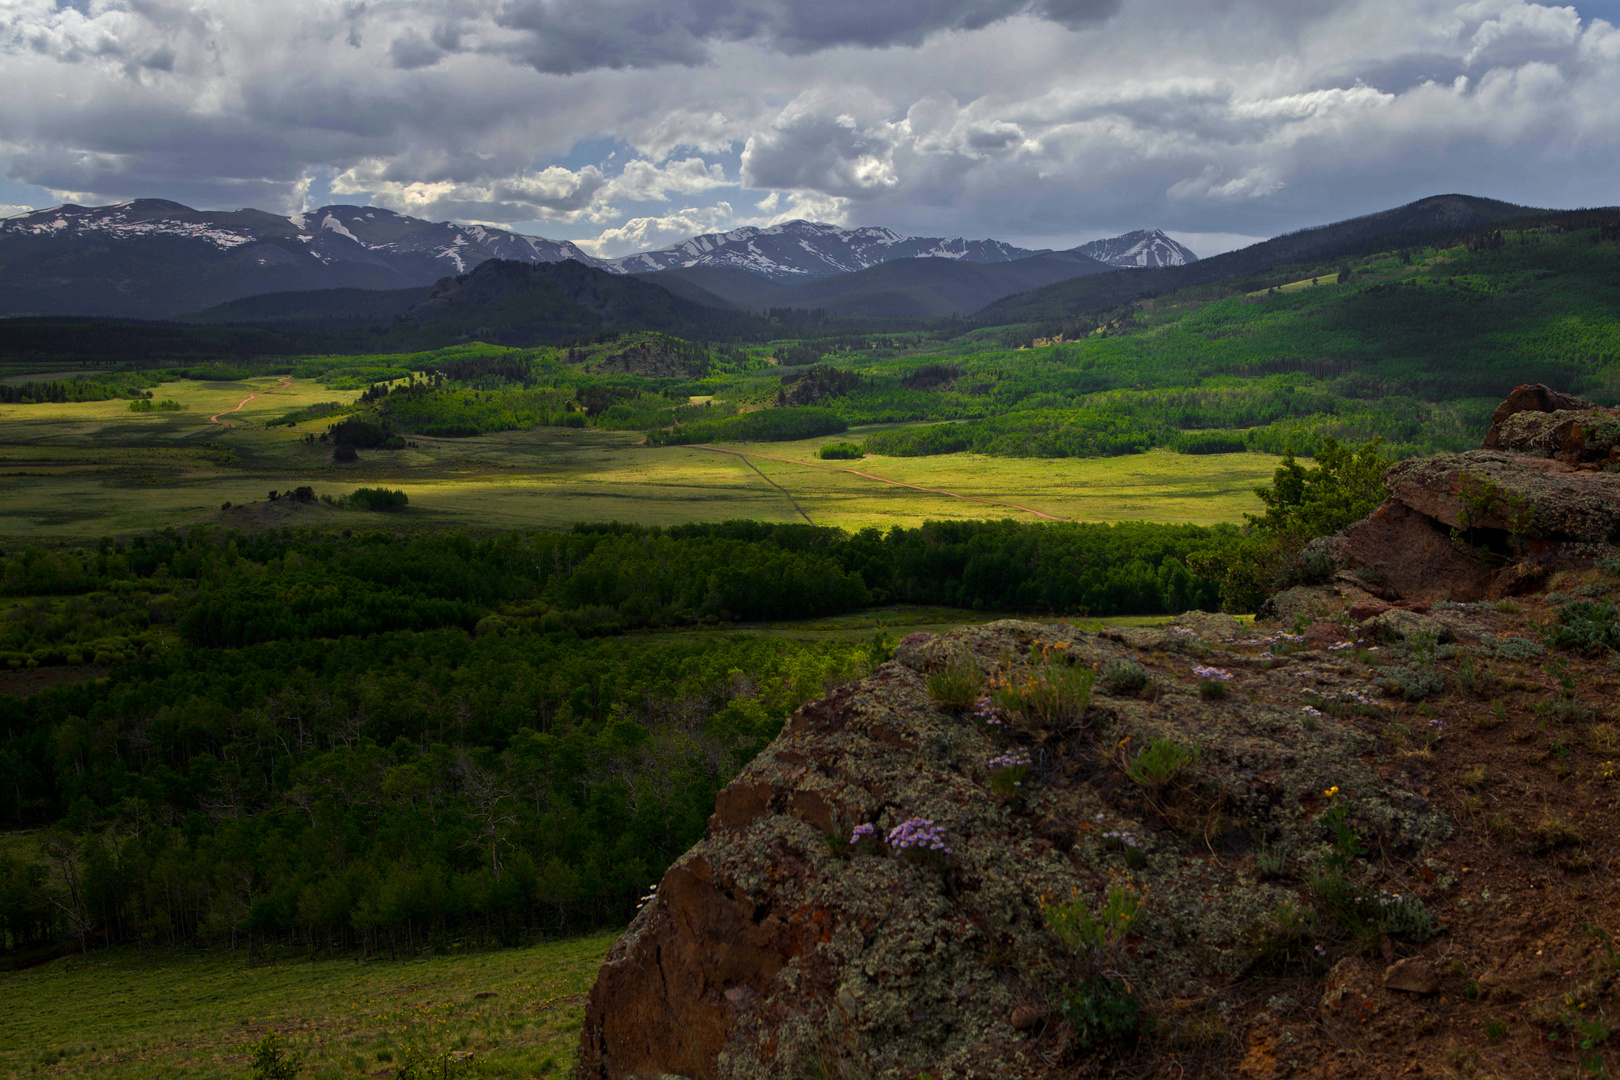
[2,0,1617,256]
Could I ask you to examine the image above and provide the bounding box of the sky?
[2,0,1618,259]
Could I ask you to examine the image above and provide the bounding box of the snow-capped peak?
[599,219,1044,282]
[1072,228,1198,268]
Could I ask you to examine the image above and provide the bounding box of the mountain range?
[606,221,1047,280]
[0,200,1194,319]
[1,194,1596,363]
[977,193,1554,325]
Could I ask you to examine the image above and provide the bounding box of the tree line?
[0,468,1392,961]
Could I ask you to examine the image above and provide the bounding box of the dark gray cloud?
[388,30,444,69]
[741,104,899,196]
[488,0,1122,74]
[2,0,1618,259]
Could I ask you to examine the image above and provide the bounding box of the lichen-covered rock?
[1318,450,1620,603]
[577,620,1447,1080]
[1482,383,1620,464]
[1384,451,1620,544]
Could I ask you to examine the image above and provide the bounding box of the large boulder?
[1482,382,1620,466]
[1306,386,1620,604]
[1319,450,1620,602]
[577,618,1445,1079]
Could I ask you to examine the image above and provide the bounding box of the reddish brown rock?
[1316,444,1620,603]
[1008,1004,1046,1030]
[1383,957,1440,995]
[1482,383,1620,462]
[1333,499,1497,603]
[1484,383,1594,440]
[576,617,1450,1080]
[578,853,794,1080]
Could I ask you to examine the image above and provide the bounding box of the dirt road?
[209,376,293,426]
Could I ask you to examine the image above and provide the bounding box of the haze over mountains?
[0,199,1194,320]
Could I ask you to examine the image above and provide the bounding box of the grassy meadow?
[0,374,1280,540]
[0,935,614,1079]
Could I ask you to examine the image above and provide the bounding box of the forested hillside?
[0,516,1240,957]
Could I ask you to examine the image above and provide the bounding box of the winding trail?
[734,454,816,525]
[209,375,293,426]
[688,444,1069,522]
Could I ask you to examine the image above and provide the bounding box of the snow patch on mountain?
[320,213,361,244]
[598,219,1045,282]
[1,203,258,250]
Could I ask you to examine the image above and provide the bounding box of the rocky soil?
[578,387,1620,1080]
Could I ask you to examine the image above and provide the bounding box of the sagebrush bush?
[1242,899,1319,976]
[1100,659,1151,697]
[1125,737,1200,788]
[1546,599,1620,655]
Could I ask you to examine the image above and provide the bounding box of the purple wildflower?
[849,823,875,846]
[887,817,952,854]
[971,695,1005,725]
[988,748,1033,770]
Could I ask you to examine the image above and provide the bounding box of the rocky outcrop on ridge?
[1482,383,1620,464]
[578,387,1620,1080]
[579,613,1452,1080]
[1305,386,1620,605]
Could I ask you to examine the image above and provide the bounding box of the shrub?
[349,487,409,511]
[1100,659,1151,697]
[994,659,1094,732]
[1379,631,1447,700]
[1311,867,1439,947]
[927,658,983,711]
[1242,899,1320,976]
[1058,977,1144,1049]
[1045,885,1143,958]
[1545,599,1620,655]
[333,444,358,462]
[817,441,865,460]
[1379,664,1445,701]
[250,1033,302,1080]
[1125,737,1200,788]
